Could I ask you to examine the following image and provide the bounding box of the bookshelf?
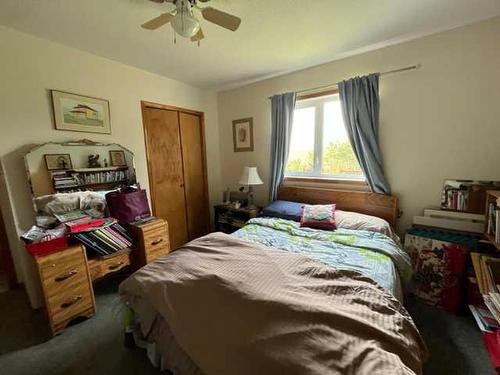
[441,180,500,214]
[51,166,130,193]
[485,191,500,251]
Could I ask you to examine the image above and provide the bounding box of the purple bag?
[105,186,151,224]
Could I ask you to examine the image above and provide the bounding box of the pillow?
[335,210,400,243]
[300,204,336,230]
[262,200,304,222]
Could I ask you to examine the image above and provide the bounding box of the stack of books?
[471,252,500,295]
[76,169,129,185]
[470,252,500,369]
[72,222,133,257]
[487,199,500,243]
[52,171,79,189]
[444,189,469,211]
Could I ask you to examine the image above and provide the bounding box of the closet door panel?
[143,107,189,248]
[179,112,210,239]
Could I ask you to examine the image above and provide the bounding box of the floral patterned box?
[404,228,479,313]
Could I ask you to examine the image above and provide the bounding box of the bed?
[119,187,427,375]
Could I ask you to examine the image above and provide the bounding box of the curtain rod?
[268,64,421,99]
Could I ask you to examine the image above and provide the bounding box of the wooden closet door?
[179,112,210,240]
[143,107,189,248]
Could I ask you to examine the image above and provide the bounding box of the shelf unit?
[51,166,130,193]
[441,181,500,214]
[484,190,500,251]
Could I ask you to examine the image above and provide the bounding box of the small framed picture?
[232,118,254,152]
[44,154,73,170]
[109,150,127,167]
[51,90,111,134]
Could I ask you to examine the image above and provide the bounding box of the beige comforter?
[120,232,427,375]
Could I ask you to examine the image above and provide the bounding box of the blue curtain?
[269,92,297,201]
[338,74,391,194]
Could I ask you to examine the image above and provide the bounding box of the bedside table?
[214,205,261,234]
[128,218,170,267]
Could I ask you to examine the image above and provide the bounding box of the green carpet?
[0,281,494,374]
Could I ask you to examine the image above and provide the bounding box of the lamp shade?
[238,166,263,186]
[171,0,200,38]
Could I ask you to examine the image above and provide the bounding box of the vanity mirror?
[24,140,136,209]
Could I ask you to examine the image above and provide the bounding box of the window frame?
[284,90,366,183]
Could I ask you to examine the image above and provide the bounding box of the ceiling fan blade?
[201,7,241,31]
[141,13,175,30]
[198,0,211,2]
[191,28,204,42]
[148,0,165,3]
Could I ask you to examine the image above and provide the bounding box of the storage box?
[25,236,68,257]
[404,228,480,313]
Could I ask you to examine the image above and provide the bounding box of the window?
[285,93,365,181]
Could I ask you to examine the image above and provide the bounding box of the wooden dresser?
[34,218,170,335]
[35,245,96,335]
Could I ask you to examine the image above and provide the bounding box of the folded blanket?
[120,233,427,375]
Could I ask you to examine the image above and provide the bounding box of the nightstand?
[128,218,170,266]
[214,205,261,234]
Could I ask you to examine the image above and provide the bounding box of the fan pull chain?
[174,33,177,44]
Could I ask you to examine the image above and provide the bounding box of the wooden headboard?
[277,186,399,227]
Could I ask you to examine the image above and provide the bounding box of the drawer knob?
[55,269,78,282]
[151,238,163,246]
[61,295,82,309]
[108,261,124,270]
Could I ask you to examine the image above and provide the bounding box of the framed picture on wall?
[44,154,73,170]
[109,150,127,167]
[232,117,254,152]
[51,90,111,134]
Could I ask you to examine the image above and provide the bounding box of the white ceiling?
[1,0,499,90]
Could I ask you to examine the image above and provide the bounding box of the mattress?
[122,218,413,374]
[234,217,409,300]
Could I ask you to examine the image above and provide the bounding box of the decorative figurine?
[88,154,101,168]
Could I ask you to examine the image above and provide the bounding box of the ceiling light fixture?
[171,0,200,38]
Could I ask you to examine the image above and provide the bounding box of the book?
[104,227,131,247]
[73,233,110,256]
[484,295,500,324]
[112,223,133,243]
[483,257,500,294]
[471,252,485,294]
[86,232,118,253]
[90,231,122,252]
[96,229,127,250]
[469,304,500,332]
[65,217,105,233]
[54,210,88,223]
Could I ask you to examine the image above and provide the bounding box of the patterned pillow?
[300,204,337,230]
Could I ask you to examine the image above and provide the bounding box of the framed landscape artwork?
[232,117,254,152]
[51,90,111,134]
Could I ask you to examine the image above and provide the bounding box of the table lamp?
[238,166,263,209]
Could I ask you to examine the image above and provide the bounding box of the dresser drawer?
[87,251,131,281]
[143,230,169,261]
[38,246,87,281]
[47,284,94,324]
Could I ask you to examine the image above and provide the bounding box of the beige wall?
[217,16,500,235]
[0,25,221,307]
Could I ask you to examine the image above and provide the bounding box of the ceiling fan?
[141,0,241,43]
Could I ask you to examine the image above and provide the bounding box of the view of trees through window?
[285,96,364,179]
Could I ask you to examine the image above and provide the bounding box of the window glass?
[286,107,315,173]
[321,100,363,178]
[285,93,365,181]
